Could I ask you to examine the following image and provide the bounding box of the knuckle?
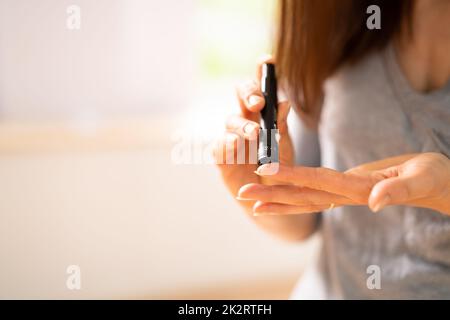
[243,80,260,98]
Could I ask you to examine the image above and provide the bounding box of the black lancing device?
[258,63,279,166]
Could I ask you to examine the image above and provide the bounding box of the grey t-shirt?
[291,44,450,299]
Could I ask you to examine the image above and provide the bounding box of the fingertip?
[252,200,270,215]
[255,163,280,176]
[252,200,264,211]
[368,182,381,211]
[241,122,257,139]
[248,95,262,106]
[370,194,391,213]
[252,201,280,216]
[253,212,277,217]
[247,95,265,112]
[368,181,391,212]
[237,183,259,198]
[257,54,274,65]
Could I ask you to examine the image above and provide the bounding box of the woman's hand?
[214,57,318,241]
[214,56,294,211]
[237,153,450,215]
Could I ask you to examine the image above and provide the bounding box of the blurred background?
[0,0,318,299]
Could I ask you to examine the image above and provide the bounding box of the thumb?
[368,173,427,212]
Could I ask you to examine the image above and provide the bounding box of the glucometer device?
[258,63,279,166]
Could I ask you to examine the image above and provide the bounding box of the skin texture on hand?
[215,56,319,242]
[237,153,450,216]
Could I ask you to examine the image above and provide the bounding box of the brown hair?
[275,0,414,126]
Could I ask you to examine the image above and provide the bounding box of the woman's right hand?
[214,57,294,214]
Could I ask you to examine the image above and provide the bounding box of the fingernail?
[371,194,391,212]
[255,163,279,176]
[236,196,251,201]
[253,212,277,217]
[248,95,262,107]
[243,122,258,139]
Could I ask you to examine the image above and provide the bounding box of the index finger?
[236,55,275,116]
[255,164,373,203]
[236,81,264,117]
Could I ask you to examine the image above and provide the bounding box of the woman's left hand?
[237,152,450,215]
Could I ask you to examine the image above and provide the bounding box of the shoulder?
[318,46,406,166]
[324,48,391,99]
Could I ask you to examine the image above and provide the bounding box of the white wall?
[0,0,194,120]
[0,0,316,299]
